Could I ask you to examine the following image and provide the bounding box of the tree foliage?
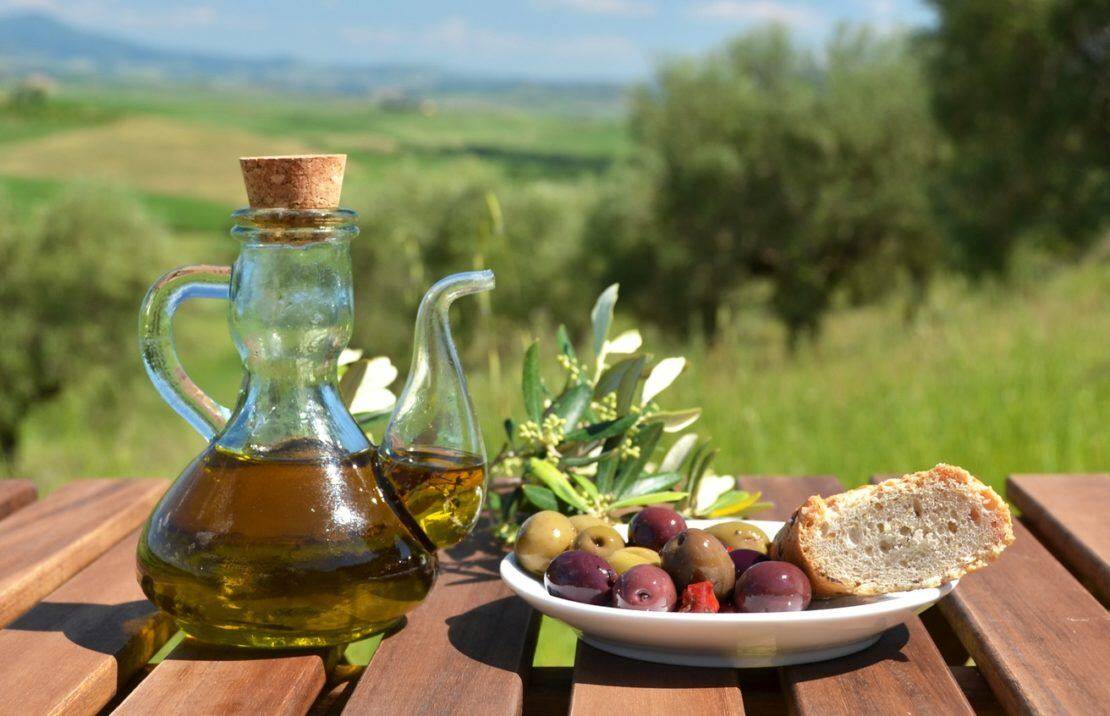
[925,0,1110,273]
[0,185,167,464]
[590,28,941,342]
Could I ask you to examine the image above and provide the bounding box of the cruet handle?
[139,265,233,440]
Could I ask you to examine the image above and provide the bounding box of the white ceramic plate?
[500,519,957,668]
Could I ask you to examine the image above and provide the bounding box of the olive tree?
[926,0,1110,273]
[592,28,941,343]
[0,185,167,466]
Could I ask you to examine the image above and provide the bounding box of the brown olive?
[608,546,662,574]
[514,511,577,575]
[573,525,625,559]
[569,514,608,532]
[660,528,736,599]
[706,521,769,554]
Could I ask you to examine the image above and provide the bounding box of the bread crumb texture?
[771,464,1014,598]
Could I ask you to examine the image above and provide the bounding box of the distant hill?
[0,12,627,113]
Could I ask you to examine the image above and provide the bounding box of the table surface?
[0,471,1106,716]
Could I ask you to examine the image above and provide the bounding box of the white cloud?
[541,0,657,18]
[424,17,528,53]
[691,1,822,29]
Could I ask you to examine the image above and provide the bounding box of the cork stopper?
[239,154,346,209]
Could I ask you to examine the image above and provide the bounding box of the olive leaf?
[522,341,543,423]
[619,471,683,499]
[613,421,663,497]
[590,283,619,358]
[702,490,769,518]
[644,408,702,433]
[562,414,638,443]
[556,323,577,361]
[659,433,699,473]
[528,458,592,513]
[568,471,601,502]
[560,448,617,467]
[546,383,592,427]
[615,355,647,414]
[642,356,686,405]
[603,329,642,355]
[522,484,559,512]
[594,355,640,401]
[609,491,688,511]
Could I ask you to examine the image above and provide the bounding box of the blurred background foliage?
[0,0,1106,496]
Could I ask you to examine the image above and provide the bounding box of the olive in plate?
[706,521,769,553]
[733,560,812,612]
[574,525,625,559]
[614,565,677,611]
[729,548,769,579]
[514,510,577,575]
[569,515,608,532]
[660,528,736,600]
[608,546,663,574]
[545,550,617,605]
[629,506,687,551]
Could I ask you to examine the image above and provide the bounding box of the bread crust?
[770,464,1014,598]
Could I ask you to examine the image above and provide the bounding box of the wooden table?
[0,473,1106,715]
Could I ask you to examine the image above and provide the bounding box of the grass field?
[2,87,1107,667]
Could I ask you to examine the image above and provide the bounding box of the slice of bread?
[770,464,1014,598]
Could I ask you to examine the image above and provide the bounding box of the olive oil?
[376,446,486,549]
[137,443,438,648]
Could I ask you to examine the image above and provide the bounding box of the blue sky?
[6,0,935,81]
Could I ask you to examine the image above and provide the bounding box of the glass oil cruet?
[136,154,494,648]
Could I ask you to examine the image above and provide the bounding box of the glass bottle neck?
[216,218,367,457]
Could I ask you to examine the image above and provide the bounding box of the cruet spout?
[378,270,494,548]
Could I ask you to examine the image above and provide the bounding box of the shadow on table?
[444,595,536,672]
[437,528,505,584]
[7,600,170,656]
[786,622,911,683]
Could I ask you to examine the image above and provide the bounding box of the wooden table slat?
[0,478,167,627]
[112,640,330,716]
[1007,473,1110,604]
[938,517,1110,715]
[0,531,175,716]
[570,641,744,715]
[0,479,36,522]
[342,529,536,715]
[745,475,973,716]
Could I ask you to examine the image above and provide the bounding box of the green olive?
[514,511,577,575]
[660,528,736,599]
[608,546,662,574]
[569,514,608,532]
[573,525,625,559]
[706,521,769,554]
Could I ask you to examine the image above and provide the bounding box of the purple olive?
[629,506,687,551]
[729,548,769,580]
[613,565,677,611]
[544,550,617,605]
[733,561,812,613]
